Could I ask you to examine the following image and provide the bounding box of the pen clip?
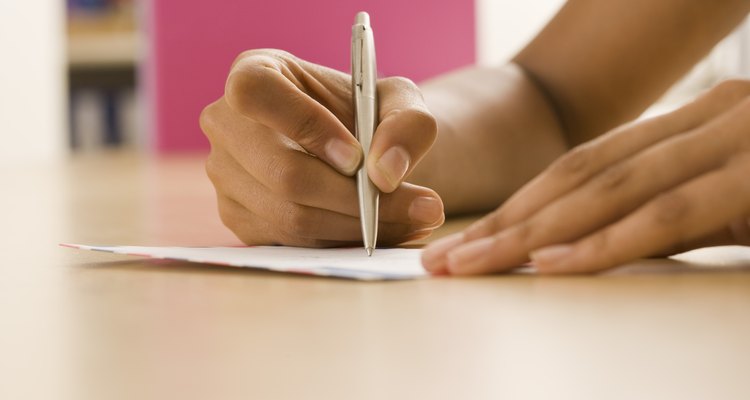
[352,30,365,91]
[351,23,376,99]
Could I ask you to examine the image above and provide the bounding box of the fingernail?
[375,146,410,190]
[422,233,464,272]
[408,196,443,225]
[446,237,494,273]
[325,139,361,175]
[529,245,573,271]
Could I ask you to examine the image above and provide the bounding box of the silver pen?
[351,11,379,256]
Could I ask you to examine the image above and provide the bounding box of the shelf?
[67,11,139,68]
[68,31,139,68]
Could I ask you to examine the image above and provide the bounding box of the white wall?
[476,2,749,114]
[475,0,565,66]
[0,1,66,165]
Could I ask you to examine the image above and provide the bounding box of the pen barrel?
[353,62,379,250]
[352,12,379,251]
[356,163,379,249]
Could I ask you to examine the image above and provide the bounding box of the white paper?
[62,244,428,281]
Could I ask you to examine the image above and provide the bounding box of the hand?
[422,79,750,274]
[200,49,444,247]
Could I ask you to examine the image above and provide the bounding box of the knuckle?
[594,163,631,191]
[464,209,504,241]
[382,107,437,143]
[218,208,237,233]
[651,192,691,226]
[382,76,419,92]
[406,108,438,141]
[277,202,320,238]
[231,48,289,69]
[199,100,221,140]
[267,153,311,200]
[290,105,328,149]
[581,230,616,269]
[225,62,275,114]
[550,144,592,178]
[217,198,240,232]
[231,50,259,69]
[512,222,534,248]
[204,153,223,187]
[204,151,232,193]
[252,48,293,61]
[225,70,256,112]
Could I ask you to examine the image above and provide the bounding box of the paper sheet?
[62,244,428,281]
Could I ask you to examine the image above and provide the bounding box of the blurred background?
[2,0,749,163]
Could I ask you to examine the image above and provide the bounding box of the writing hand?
[200,50,443,247]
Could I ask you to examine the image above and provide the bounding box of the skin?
[201,51,445,247]
[201,0,750,274]
[422,0,750,274]
[423,80,750,274]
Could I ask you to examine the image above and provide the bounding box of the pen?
[351,11,379,256]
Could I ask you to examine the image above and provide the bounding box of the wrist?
[408,64,570,215]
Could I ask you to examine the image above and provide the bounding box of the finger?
[204,98,356,212]
[204,101,444,227]
[530,153,750,274]
[209,142,444,229]
[427,84,750,275]
[421,88,743,274]
[650,225,739,257]
[221,181,431,245]
[209,150,435,243]
[217,195,341,247]
[225,52,362,175]
[367,77,438,193]
[421,232,465,274]
[631,210,750,257]
[382,184,445,226]
[462,80,750,242]
[448,93,750,274]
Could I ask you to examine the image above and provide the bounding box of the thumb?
[367,77,438,193]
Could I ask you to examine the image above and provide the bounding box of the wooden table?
[2,151,749,400]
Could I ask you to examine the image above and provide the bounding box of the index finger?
[422,86,745,274]
[464,82,750,241]
[225,52,362,175]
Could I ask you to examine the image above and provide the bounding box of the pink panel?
[146,0,476,152]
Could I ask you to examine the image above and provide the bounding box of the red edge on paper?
[127,253,154,258]
[285,268,319,276]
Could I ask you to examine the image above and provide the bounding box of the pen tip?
[366,247,373,256]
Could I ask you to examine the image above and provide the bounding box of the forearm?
[409,0,750,216]
[408,63,569,215]
[515,0,750,145]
